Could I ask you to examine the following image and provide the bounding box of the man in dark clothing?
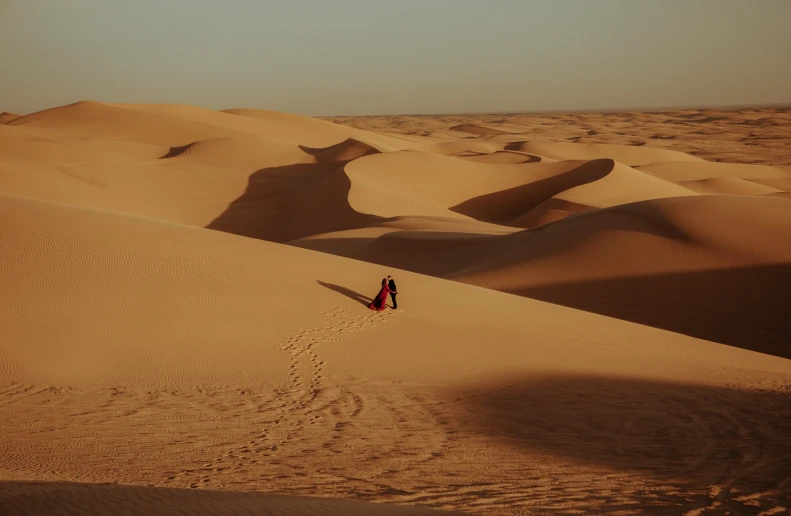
[387,275,398,309]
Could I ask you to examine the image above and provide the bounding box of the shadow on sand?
[317,280,372,307]
[456,374,791,513]
[509,263,791,360]
[206,162,382,243]
[450,159,614,225]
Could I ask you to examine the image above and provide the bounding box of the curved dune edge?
[8,101,399,150]
[549,161,697,208]
[676,177,783,196]
[297,194,791,358]
[638,160,791,181]
[505,141,706,166]
[11,191,786,386]
[449,159,616,223]
[749,177,791,192]
[344,151,613,219]
[457,150,544,164]
[345,152,691,223]
[2,192,788,381]
[449,123,515,136]
[0,112,22,124]
[299,137,383,162]
[157,136,317,171]
[8,100,761,241]
[7,101,254,146]
[205,159,383,243]
[2,102,789,310]
[451,195,791,358]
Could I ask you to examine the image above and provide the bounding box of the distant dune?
[1,102,790,515]
[0,112,21,124]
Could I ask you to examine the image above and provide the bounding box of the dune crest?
[299,138,382,162]
[0,112,21,124]
[449,123,515,136]
[505,140,705,166]
[452,195,791,357]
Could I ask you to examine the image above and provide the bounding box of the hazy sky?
[2,0,790,116]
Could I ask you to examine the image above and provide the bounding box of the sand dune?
[3,191,790,515]
[8,101,251,146]
[675,177,783,196]
[8,101,398,151]
[2,101,788,349]
[638,160,791,181]
[0,134,163,163]
[458,150,543,164]
[160,136,313,167]
[0,112,21,124]
[292,216,518,277]
[449,123,514,136]
[221,107,434,153]
[14,192,755,384]
[504,141,705,166]
[452,195,791,358]
[345,151,581,220]
[330,107,791,166]
[532,160,696,209]
[748,177,791,193]
[121,103,370,148]
[296,194,791,359]
[2,102,791,515]
[345,151,690,223]
[507,197,595,228]
[299,138,382,162]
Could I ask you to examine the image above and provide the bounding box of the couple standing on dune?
[368,275,398,311]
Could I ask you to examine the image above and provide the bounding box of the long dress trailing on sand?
[368,284,392,311]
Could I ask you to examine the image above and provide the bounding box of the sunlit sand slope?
[2,103,791,514]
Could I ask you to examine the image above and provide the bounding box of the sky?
[1,0,790,116]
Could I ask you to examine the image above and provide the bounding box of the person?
[387,275,398,309]
[368,278,393,312]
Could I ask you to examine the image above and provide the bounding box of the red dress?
[368,284,392,311]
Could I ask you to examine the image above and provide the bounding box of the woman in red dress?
[368,278,393,311]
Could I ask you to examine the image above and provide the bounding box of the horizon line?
[318,101,791,119]
[4,100,790,120]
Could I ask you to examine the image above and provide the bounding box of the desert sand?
[1,102,790,515]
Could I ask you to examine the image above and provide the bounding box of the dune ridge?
[0,112,22,124]
[2,102,790,515]
[505,140,705,166]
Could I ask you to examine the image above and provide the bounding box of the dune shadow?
[298,138,380,163]
[317,280,372,307]
[206,162,383,243]
[159,143,192,159]
[300,232,506,277]
[509,263,791,360]
[457,374,791,513]
[449,159,615,225]
[449,124,510,136]
[0,481,455,516]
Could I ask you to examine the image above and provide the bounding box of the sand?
[1,102,790,515]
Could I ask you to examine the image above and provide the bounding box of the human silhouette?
[387,275,398,309]
[368,278,393,311]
